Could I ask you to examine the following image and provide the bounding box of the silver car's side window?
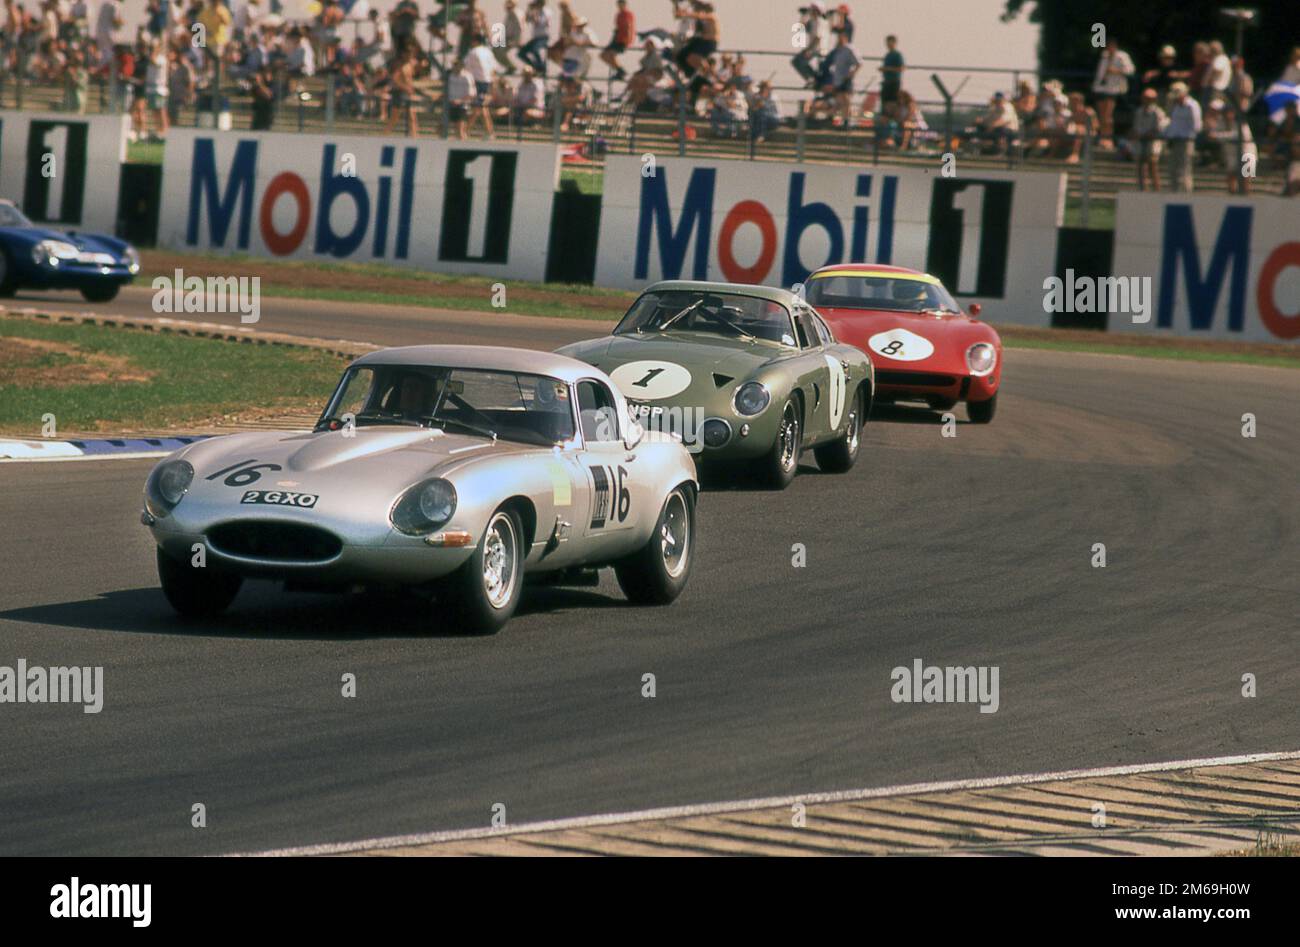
[576,380,620,443]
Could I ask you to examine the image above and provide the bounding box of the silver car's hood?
[177,426,536,494]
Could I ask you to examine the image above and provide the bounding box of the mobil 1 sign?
[595,155,1064,323]
[0,110,127,231]
[1114,192,1300,342]
[158,129,561,280]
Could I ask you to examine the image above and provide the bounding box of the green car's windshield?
[317,365,576,447]
[806,274,961,314]
[614,291,798,347]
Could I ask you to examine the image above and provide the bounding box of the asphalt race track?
[1,291,1297,856]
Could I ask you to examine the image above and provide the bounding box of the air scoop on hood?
[282,428,477,472]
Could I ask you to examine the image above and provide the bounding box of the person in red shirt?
[600,0,636,80]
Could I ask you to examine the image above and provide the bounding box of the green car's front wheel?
[814,386,864,473]
[758,398,801,489]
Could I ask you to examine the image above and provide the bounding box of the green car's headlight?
[123,246,141,274]
[733,382,771,417]
[392,478,458,535]
[146,459,194,517]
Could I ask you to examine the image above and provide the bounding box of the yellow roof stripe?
[810,269,941,285]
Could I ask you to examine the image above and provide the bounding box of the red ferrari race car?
[805,264,1001,423]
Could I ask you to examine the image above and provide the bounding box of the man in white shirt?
[464,42,497,138]
[1164,82,1202,192]
[1091,38,1134,149]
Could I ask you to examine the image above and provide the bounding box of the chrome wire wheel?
[845,397,860,456]
[660,489,690,580]
[778,403,800,471]
[481,512,518,610]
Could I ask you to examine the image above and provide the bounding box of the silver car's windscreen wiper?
[424,415,498,442]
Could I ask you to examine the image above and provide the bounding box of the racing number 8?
[882,340,904,356]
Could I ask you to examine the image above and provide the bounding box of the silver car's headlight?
[32,239,79,266]
[733,381,771,417]
[123,246,141,274]
[966,343,997,377]
[146,460,194,517]
[392,478,458,535]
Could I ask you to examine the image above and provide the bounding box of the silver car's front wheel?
[482,511,519,609]
[444,505,525,634]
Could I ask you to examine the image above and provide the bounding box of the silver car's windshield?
[614,291,797,347]
[806,275,961,314]
[318,365,577,447]
[0,203,33,228]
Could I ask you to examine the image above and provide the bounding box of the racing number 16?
[206,459,283,487]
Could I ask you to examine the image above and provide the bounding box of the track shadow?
[868,403,971,425]
[0,582,627,641]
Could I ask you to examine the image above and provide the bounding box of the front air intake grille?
[208,522,343,562]
[875,371,958,388]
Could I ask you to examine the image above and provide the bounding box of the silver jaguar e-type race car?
[142,346,699,633]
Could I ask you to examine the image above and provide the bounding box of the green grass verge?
[1002,334,1300,370]
[0,316,347,435]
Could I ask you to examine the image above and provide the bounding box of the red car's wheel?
[968,393,997,424]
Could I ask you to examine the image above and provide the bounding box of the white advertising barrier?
[158,129,561,280]
[0,111,128,232]
[1114,193,1300,342]
[595,155,1066,324]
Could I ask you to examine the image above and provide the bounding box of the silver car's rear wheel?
[615,485,695,605]
[660,489,690,580]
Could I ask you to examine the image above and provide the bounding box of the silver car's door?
[573,379,652,554]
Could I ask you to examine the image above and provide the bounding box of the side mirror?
[968,303,982,318]
[624,419,645,451]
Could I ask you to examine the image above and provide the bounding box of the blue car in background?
[0,199,140,303]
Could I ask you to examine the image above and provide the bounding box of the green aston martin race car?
[556,281,874,488]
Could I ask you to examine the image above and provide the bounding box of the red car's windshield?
[807,274,961,314]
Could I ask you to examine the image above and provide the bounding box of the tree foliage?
[1001,0,1294,90]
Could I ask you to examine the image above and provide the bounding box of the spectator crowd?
[1,1,1295,193]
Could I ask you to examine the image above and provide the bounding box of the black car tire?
[0,247,17,297]
[80,284,121,303]
[615,484,695,605]
[442,505,525,634]
[968,393,997,424]
[814,386,865,473]
[157,547,242,617]
[759,397,802,489]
